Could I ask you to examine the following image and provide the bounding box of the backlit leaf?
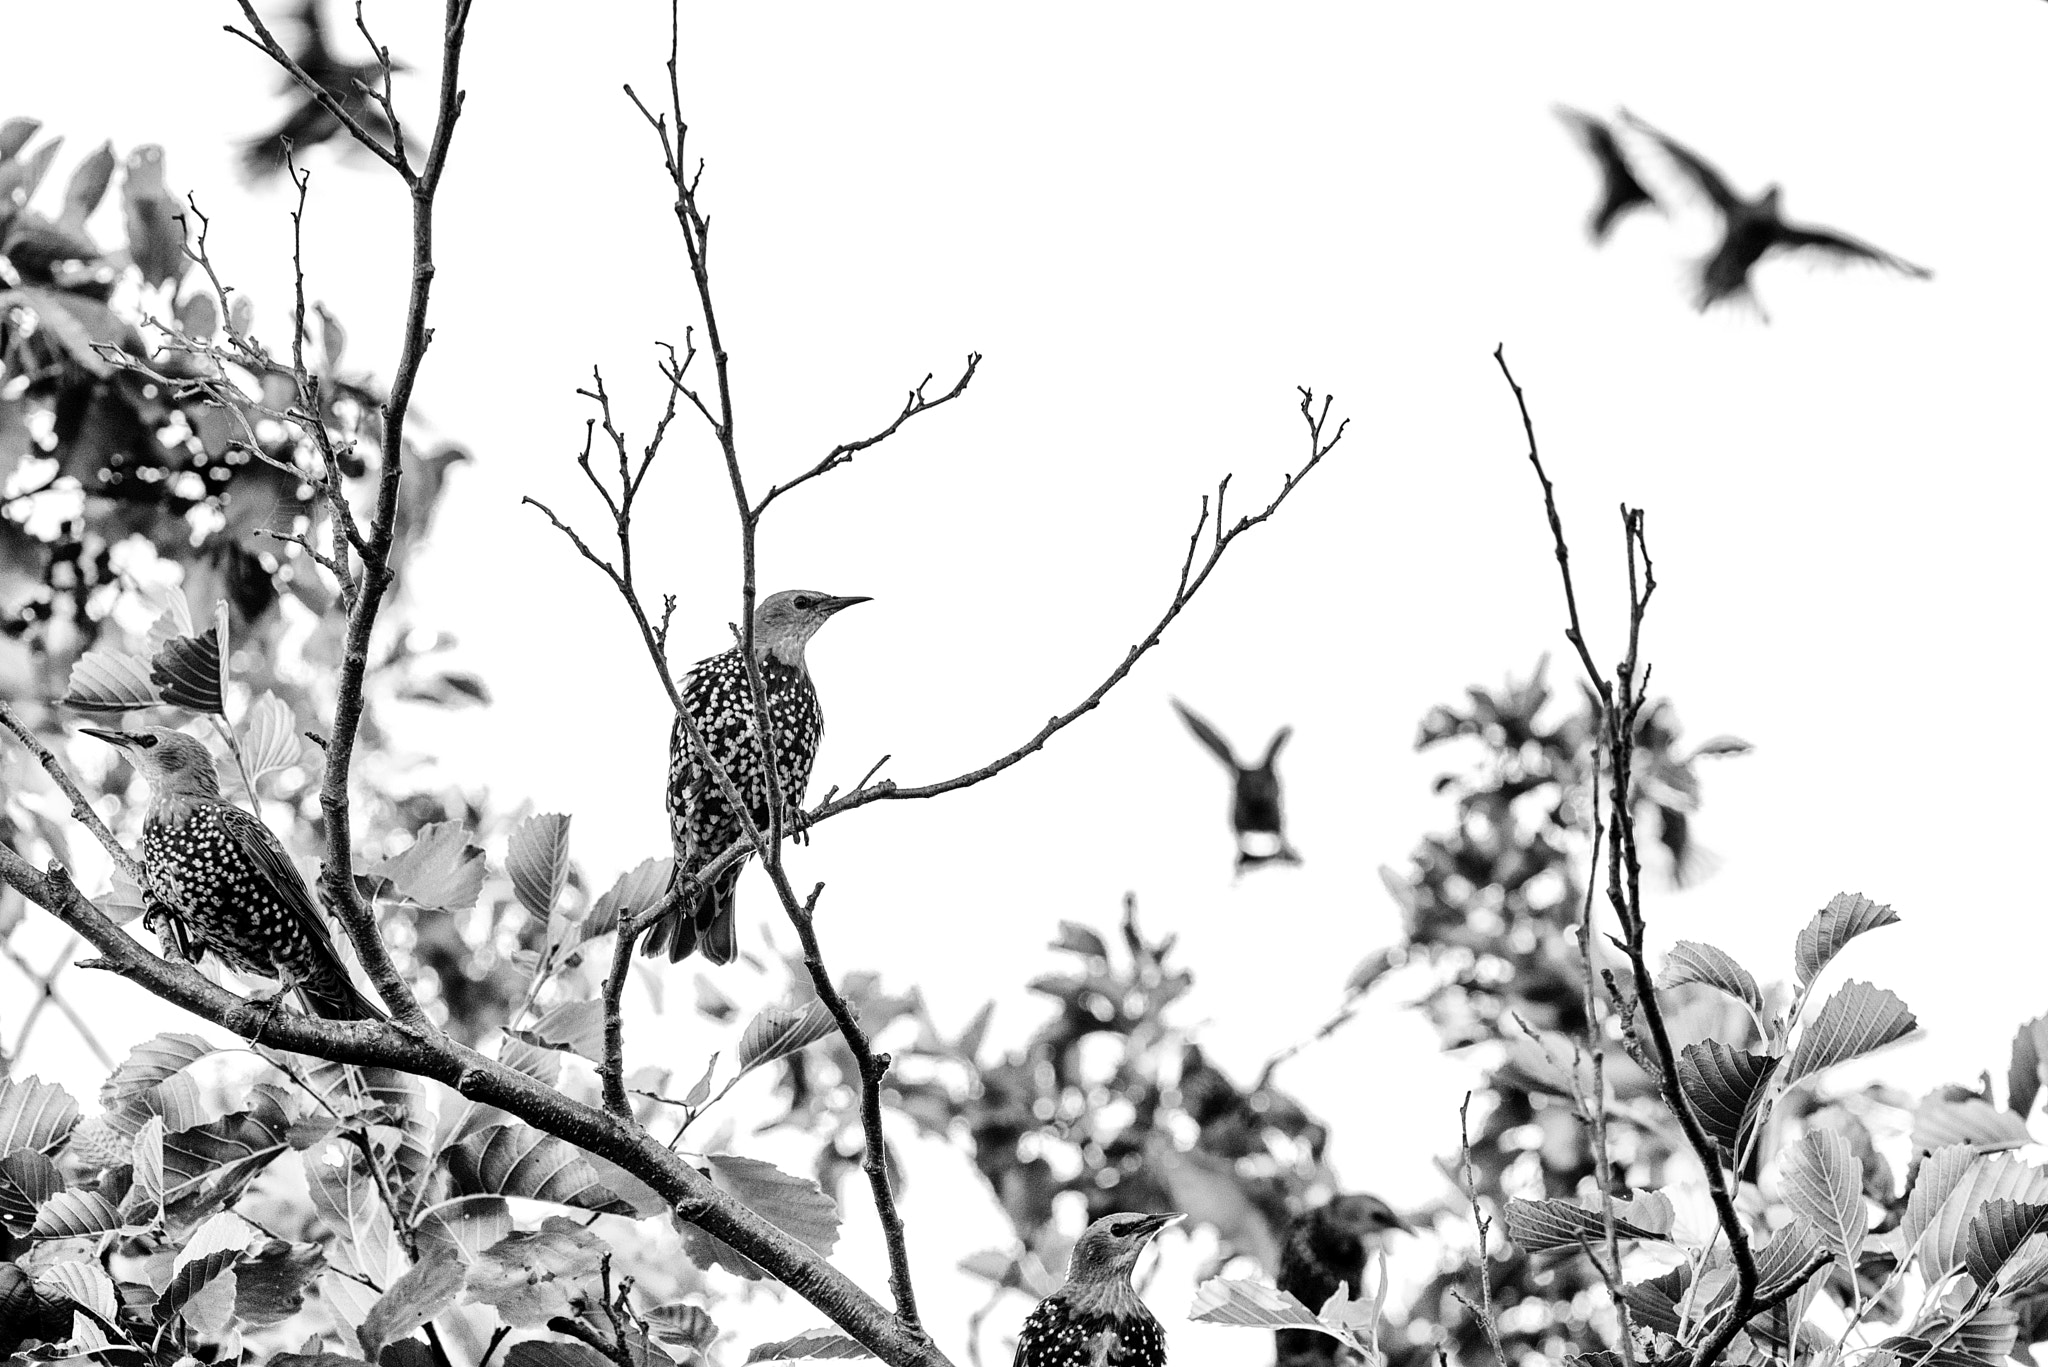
[1658,942,1762,1017]
[31,1189,122,1240]
[465,1217,606,1327]
[508,813,573,919]
[150,628,224,714]
[745,1333,875,1362]
[588,856,674,942]
[736,1000,836,1078]
[679,1155,840,1280]
[358,1246,465,1358]
[1187,1277,1327,1332]
[1783,981,1916,1087]
[1793,893,1900,987]
[1913,1092,2033,1154]
[368,821,486,912]
[1963,1200,2048,1293]
[1503,1197,1668,1254]
[0,1076,80,1155]
[241,691,306,787]
[1676,1041,1775,1152]
[60,648,161,712]
[446,1124,630,1214]
[1780,1129,1865,1265]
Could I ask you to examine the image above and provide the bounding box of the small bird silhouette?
[644,591,870,964]
[1554,106,1659,242]
[84,725,382,1019]
[240,0,414,180]
[1275,1194,1412,1367]
[1015,1212,1181,1367]
[1622,111,1931,315]
[1171,700,1299,869]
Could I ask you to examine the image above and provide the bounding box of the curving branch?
[1496,344,1756,1367]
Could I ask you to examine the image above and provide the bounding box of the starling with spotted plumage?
[1274,1194,1412,1367]
[1171,700,1300,869]
[1015,1212,1181,1367]
[84,726,381,1020]
[643,590,870,964]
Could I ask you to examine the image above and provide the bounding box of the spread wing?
[1171,699,1241,771]
[1776,221,1931,278]
[1621,110,1741,215]
[1258,725,1293,769]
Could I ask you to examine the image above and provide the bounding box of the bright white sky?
[8,3,2048,1364]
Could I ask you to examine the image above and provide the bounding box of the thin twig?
[752,354,982,518]
[4,937,117,1069]
[1457,1093,1510,1367]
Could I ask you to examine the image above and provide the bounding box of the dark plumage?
[84,726,381,1020]
[1554,105,1659,242]
[0,1263,75,1356]
[643,591,869,964]
[1275,1194,1411,1367]
[1171,700,1299,869]
[1015,1212,1180,1367]
[1622,111,1931,315]
[240,0,414,180]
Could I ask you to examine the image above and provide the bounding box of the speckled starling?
[1015,1212,1181,1367]
[642,591,870,965]
[1621,111,1932,315]
[1275,1194,1411,1367]
[0,1262,77,1356]
[1171,700,1300,870]
[84,726,381,1020]
[1554,106,1659,243]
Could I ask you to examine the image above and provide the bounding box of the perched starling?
[83,726,382,1020]
[1015,1212,1181,1367]
[1622,111,1931,315]
[0,1262,77,1356]
[1554,106,1659,242]
[1275,1194,1411,1367]
[240,0,415,180]
[1171,700,1299,869]
[642,591,870,965]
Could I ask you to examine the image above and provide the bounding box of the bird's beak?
[81,727,136,750]
[1133,1212,1184,1242]
[822,595,872,615]
[1384,1210,1416,1235]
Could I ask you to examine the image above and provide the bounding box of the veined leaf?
[1902,1144,1977,1253]
[1676,1041,1775,1152]
[1963,1200,2048,1293]
[465,1217,607,1327]
[150,628,224,714]
[61,647,162,712]
[736,1000,836,1077]
[1504,1197,1668,1254]
[1187,1277,1327,1332]
[0,1076,80,1155]
[233,1238,326,1326]
[1793,893,1899,987]
[0,1151,63,1230]
[509,813,573,919]
[1916,1151,2048,1278]
[101,1034,217,1111]
[31,1189,122,1240]
[241,692,306,787]
[745,1332,875,1362]
[1658,942,1762,1017]
[1913,1092,2032,1154]
[162,1085,293,1228]
[507,1345,618,1367]
[588,856,674,942]
[645,1302,717,1350]
[1780,1129,1866,1265]
[678,1155,840,1280]
[1783,981,1916,1086]
[358,1246,465,1359]
[446,1124,630,1214]
[368,821,486,912]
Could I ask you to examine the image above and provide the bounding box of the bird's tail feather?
[643,864,742,964]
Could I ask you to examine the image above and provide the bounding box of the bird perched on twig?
[1015,1212,1182,1367]
[1275,1193,1412,1367]
[1554,106,1659,243]
[240,0,415,180]
[642,591,870,965]
[83,726,382,1020]
[0,1263,76,1358]
[1621,110,1931,316]
[1171,700,1299,870]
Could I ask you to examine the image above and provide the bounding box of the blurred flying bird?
[1171,700,1299,870]
[1622,110,1931,315]
[1275,1194,1412,1367]
[1554,105,1659,242]
[240,0,414,180]
[1014,1212,1181,1367]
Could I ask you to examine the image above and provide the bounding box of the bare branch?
[4,936,117,1069]
[1457,1093,1510,1367]
[752,353,982,517]
[0,702,141,881]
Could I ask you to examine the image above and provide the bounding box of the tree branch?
[752,354,982,518]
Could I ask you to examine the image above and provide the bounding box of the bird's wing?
[1259,725,1294,768]
[1774,222,1932,278]
[219,804,340,947]
[1171,699,1241,770]
[1621,111,1740,214]
[1555,105,1631,179]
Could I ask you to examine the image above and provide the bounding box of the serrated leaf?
[241,692,305,786]
[150,628,224,714]
[1677,1041,1775,1152]
[446,1124,630,1213]
[736,1001,836,1077]
[745,1333,875,1363]
[161,1086,293,1228]
[1187,1277,1328,1332]
[101,1034,216,1111]
[2010,1015,2048,1119]
[1916,1151,2048,1278]
[1503,1197,1668,1254]
[1780,1129,1866,1265]
[1913,1092,2033,1154]
[369,821,486,912]
[1903,1144,1977,1253]
[233,1238,326,1325]
[645,1302,717,1350]
[509,813,572,919]
[1962,1200,2048,1292]
[588,856,674,942]
[358,1246,465,1358]
[417,1196,512,1264]
[0,1076,80,1155]
[679,1155,840,1280]
[465,1217,606,1327]
[38,1259,117,1319]
[31,1189,121,1240]
[1794,893,1900,987]
[61,648,162,712]
[1658,941,1763,1017]
[131,1116,165,1208]
[1783,981,1916,1086]
[506,1344,616,1367]
[0,1151,63,1230]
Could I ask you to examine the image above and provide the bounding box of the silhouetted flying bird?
[240,0,414,180]
[1171,700,1299,869]
[1275,1194,1412,1367]
[1622,110,1931,315]
[1554,105,1659,242]
[1015,1212,1181,1367]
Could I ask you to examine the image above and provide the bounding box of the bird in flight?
[1621,110,1931,316]
[1171,700,1300,870]
[1554,105,1660,242]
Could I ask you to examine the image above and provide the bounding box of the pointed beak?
[822,595,871,615]
[1385,1210,1416,1234]
[81,727,135,750]
[1133,1212,1184,1242]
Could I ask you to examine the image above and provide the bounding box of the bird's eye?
[134,734,159,750]
[1109,1220,1135,1238]
[793,596,815,610]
